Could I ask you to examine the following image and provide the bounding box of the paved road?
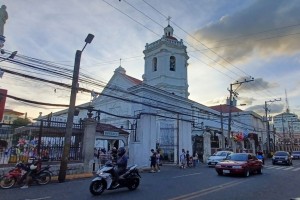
[1,160,300,200]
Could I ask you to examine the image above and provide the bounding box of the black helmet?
[117,147,126,156]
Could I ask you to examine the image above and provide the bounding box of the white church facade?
[48,24,265,168]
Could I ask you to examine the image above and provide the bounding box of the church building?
[82,24,221,167]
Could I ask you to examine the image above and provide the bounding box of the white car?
[207,151,233,167]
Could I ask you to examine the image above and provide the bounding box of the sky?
[1,0,300,120]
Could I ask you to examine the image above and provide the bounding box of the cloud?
[191,0,300,64]
[246,103,284,116]
[233,77,279,92]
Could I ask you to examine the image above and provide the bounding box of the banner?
[0,89,7,121]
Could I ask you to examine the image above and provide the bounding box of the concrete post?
[232,139,237,153]
[82,118,97,173]
[203,131,211,164]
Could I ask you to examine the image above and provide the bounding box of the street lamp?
[264,98,281,154]
[58,34,94,183]
[0,50,17,78]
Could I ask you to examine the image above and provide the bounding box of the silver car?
[291,151,300,160]
[207,151,233,167]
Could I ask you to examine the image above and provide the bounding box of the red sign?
[0,89,7,121]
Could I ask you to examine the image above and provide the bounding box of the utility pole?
[227,78,254,149]
[58,34,94,183]
[264,98,281,154]
[281,113,286,151]
[220,104,225,150]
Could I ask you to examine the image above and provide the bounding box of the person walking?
[156,149,161,172]
[192,152,198,167]
[186,150,191,167]
[180,149,186,169]
[150,149,157,173]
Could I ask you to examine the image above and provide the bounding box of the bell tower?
[142,23,189,98]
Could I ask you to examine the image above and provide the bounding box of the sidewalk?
[51,173,94,182]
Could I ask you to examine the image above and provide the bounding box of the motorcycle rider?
[112,147,128,188]
[20,157,41,189]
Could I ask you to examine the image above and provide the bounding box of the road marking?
[273,166,286,170]
[25,197,51,200]
[265,166,277,169]
[283,167,294,170]
[173,172,202,178]
[168,180,247,200]
[292,168,300,171]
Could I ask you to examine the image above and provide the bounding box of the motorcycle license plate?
[223,170,230,174]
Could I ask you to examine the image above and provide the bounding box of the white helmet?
[30,164,37,170]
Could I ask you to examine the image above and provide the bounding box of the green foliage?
[12,117,31,127]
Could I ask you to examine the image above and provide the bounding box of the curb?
[51,173,94,182]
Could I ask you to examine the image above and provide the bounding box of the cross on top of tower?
[167,16,171,25]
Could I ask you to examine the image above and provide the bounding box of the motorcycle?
[0,161,52,189]
[89,162,141,196]
[257,154,265,165]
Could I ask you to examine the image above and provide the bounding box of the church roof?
[209,104,243,113]
[123,74,142,85]
[166,35,177,41]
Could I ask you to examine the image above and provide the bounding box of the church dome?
[164,25,177,40]
[114,66,126,74]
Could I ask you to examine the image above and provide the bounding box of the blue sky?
[1,0,300,119]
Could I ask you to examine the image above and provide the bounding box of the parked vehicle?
[0,159,52,189]
[291,151,300,160]
[272,151,293,165]
[89,161,141,196]
[215,153,263,177]
[207,151,233,167]
[0,162,28,189]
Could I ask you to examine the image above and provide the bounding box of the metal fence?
[0,120,84,164]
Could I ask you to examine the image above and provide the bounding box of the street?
[1,159,300,200]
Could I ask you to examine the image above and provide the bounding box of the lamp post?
[264,98,281,154]
[58,34,94,183]
[0,51,17,78]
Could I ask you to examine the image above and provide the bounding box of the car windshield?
[292,151,300,154]
[275,152,288,156]
[227,153,247,161]
[213,151,227,156]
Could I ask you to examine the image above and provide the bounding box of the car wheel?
[244,169,250,177]
[217,171,223,176]
[257,167,263,174]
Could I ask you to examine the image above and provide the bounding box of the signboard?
[104,131,119,137]
[0,89,7,122]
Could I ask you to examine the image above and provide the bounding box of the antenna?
[285,89,290,113]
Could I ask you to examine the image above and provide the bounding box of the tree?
[12,117,31,127]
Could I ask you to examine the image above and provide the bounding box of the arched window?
[170,56,176,71]
[152,57,157,71]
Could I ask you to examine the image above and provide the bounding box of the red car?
[215,153,263,177]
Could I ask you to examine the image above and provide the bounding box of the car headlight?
[215,164,221,168]
[232,166,243,169]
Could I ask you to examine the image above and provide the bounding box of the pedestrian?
[156,149,161,172]
[186,150,190,167]
[192,152,198,167]
[150,149,157,173]
[180,149,186,169]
